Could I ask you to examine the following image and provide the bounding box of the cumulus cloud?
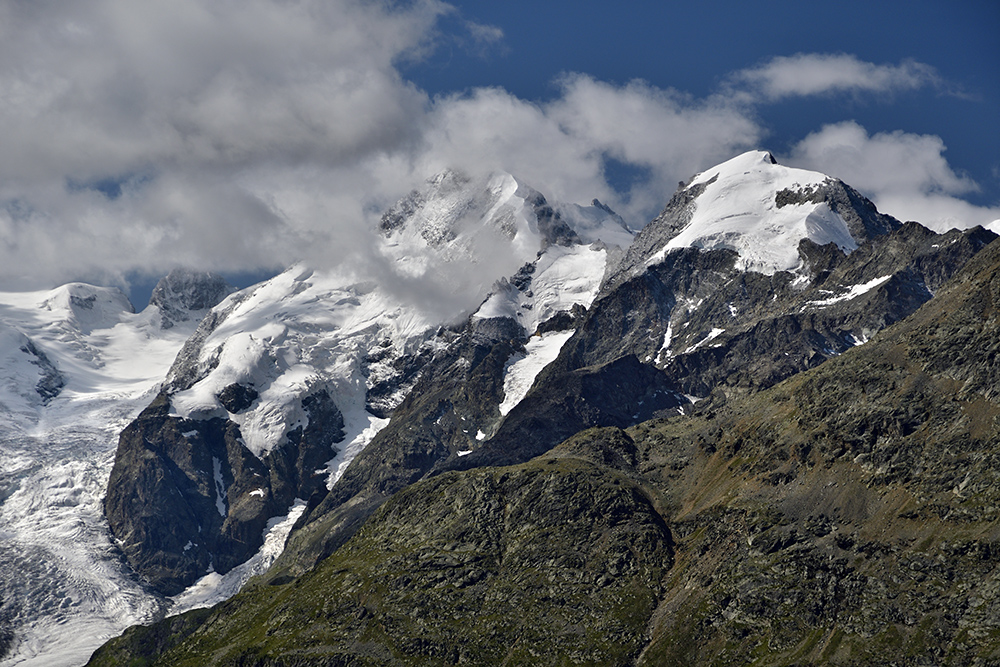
[0,3,990,302]
[0,0,764,296]
[786,121,1000,231]
[411,76,760,225]
[0,0,451,291]
[729,53,940,101]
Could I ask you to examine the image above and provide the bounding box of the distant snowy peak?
[608,150,900,287]
[379,170,542,258]
[39,282,135,334]
[148,269,236,330]
[379,169,633,258]
[653,150,858,273]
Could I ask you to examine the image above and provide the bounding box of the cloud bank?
[786,121,1000,232]
[0,1,993,298]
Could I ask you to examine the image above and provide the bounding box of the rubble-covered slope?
[633,236,1000,665]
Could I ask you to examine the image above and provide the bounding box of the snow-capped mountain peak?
[650,150,858,274]
[39,283,135,335]
[605,150,900,291]
[380,169,633,256]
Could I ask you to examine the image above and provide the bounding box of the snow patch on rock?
[649,151,858,275]
[499,330,576,417]
[168,499,307,616]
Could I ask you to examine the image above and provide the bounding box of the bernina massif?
[2,151,999,666]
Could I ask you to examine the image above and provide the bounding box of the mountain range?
[1,151,998,666]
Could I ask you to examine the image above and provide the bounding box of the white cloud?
[413,76,761,225]
[787,121,1000,231]
[550,75,762,218]
[0,1,989,301]
[0,0,449,290]
[730,53,939,101]
[0,0,445,180]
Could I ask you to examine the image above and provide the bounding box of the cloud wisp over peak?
[787,121,999,232]
[0,2,993,298]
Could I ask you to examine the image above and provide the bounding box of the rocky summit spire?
[149,268,236,329]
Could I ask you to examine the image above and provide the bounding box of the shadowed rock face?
[149,269,236,330]
[104,389,344,595]
[90,434,673,667]
[19,338,64,404]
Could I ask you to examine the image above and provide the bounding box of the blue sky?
[0,0,996,304]
[411,1,999,205]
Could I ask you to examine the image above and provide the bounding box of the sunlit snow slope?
[165,170,629,477]
[649,150,859,274]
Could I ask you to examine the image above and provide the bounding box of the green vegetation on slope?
[91,239,1000,666]
[91,446,672,666]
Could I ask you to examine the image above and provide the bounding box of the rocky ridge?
[103,170,631,595]
[89,235,1000,665]
[90,152,1000,665]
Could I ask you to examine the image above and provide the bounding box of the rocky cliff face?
[91,430,674,666]
[632,233,1000,665]
[102,170,632,595]
[149,269,237,330]
[91,153,1000,665]
[104,388,344,594]
[90,232,1000,666]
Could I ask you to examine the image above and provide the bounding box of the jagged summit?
[606,149,900,289]
[380,169,634,255]
[148,268,236,329]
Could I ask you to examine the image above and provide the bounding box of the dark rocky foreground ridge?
[90,224,1000,666]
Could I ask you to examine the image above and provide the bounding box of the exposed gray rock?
[603,174,717,291]
[19,339,64,404]
[104,388,346,594]
[162,292,248,395]
[775,177,901,241]
[378,189,424,236]
[216,383,258,414]
[149,269,236,330]
[524,191,581,248]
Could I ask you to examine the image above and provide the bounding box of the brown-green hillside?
[89,238,1000,666]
